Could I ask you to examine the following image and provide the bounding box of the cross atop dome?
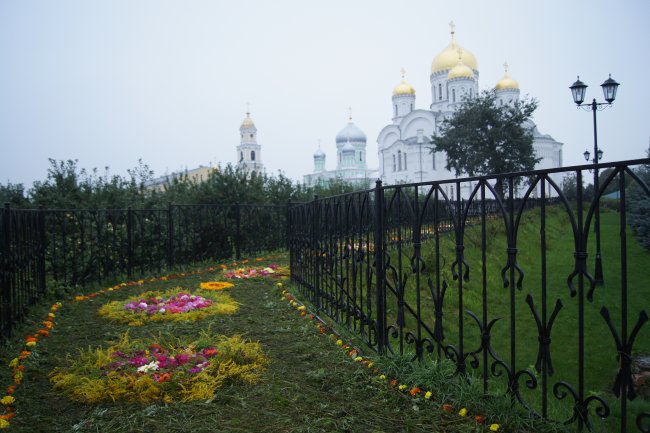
[449,20,455,37]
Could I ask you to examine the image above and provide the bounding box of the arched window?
[470,88,473,98]
[394,104,397,117]
[410,104,413,111]
[250,133,254,138]
[360,152,363,162]
[240,151,243,162]
[432,152,436,169]
[398,150,402,171]
[251,150,256,161]
[438,83,442,100]
[392,154,396,172]
[403,152,407,170]
[452,89,456,102]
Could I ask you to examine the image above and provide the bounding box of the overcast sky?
[1,0,649,188]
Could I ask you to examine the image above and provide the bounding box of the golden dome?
[393,68,416,96]
[431,22,478,74]
[240,111,255,129]
[495,62,519,90]
[448,58,474,79]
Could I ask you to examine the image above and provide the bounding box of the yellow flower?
[336,339,343,346]
[0,418,10,428]
[489,424,500,431]
[379,374,386,380]
[354,356,363,362]
[0,396,15,406]
[424,391,432,400]
[367,362,374,368]
[297,306,306,311]
[26,341,36,347]
[8,359,18,368]
[200,281,234,291]
[458,408,468,416]
[398,384,407,391]
[276,282,283,287]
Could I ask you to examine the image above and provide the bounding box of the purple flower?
[128,356,150,367]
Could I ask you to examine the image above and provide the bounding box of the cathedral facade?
[377,23,563,194]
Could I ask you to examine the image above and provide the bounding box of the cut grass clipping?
[49,330,268,403]
[97,287,239,326]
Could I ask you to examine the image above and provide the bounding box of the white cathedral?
[304,23,563,194]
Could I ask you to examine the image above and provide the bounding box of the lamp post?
[569,74,620,285]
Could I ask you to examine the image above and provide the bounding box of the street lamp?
[569,74,620,285]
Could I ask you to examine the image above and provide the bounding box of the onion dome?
[240,111,255,129]
[314,147,326,158]
[342,139,355,154]
[393,68,416,96]
[448,53,474,80]
[431,21,477,74]
[495,62,519,90]
[336,112,367,144]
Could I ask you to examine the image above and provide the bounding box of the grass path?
[0,255,479,433]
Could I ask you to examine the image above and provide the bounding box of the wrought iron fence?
[0,203,287,341]
[288,159,650,433]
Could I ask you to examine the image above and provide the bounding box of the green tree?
[629,150,650,249]
[430,90,540,195]
[0,182,29,207]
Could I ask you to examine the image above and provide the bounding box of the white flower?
[137,361,159,373]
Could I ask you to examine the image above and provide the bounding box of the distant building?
[145,164,217,192]
[303,113,378,188]
[236,111,264,176]
[377,22,563,194]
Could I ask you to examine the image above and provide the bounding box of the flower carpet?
[98,287,239,326]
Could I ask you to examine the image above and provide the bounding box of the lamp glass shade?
[601,75,619,103]
[570,77,588,105]
[584,150,591,161]
[597,149,604,161]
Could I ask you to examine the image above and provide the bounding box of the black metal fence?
[0,203,287,341]
[288,159,650,433]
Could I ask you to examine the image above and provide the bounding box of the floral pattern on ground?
[199,281,234,291]
[49,331,268,403]
[98,287,239,326]
[222,264,289,279]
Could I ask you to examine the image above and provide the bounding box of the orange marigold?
[442,403,454,413]
[409,387,422,396]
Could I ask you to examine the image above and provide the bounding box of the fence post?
[167,203,174,269]
[312,195,320,309]
[38,205,46,294]
[1,203,11,338]
[286,199,292,276]
[127,206,133,279]
[373,181,386,355]
[235,203,241,260]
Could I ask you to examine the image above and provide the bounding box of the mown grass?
[1,254,485,433]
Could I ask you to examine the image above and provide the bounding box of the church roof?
[431,22,477,74]
[336,121,367,144]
